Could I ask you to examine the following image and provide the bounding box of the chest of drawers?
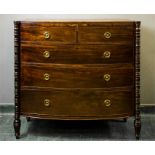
[14,20,141,139]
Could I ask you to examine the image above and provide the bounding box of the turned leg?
[134,111,141,140]
[14,118,21,139]
[14,105,21,139]
[26,117,31,122]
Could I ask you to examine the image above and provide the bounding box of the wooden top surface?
[15,19,139,23]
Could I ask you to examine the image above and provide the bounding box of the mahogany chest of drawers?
[14,20,141,139]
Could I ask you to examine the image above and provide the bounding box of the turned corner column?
[134,21,141,140]
[14,21,21,139]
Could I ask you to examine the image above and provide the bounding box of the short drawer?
[21,44,134,64]
[20,24,76,43]
[79,26,134,44]
[21,64,134,88]
[20,89,134,118]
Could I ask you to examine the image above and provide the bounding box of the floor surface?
[0,112,154,141]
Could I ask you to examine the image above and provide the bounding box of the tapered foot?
[134,120,141,140]
[14,119,21,139]
[123,118,127,122]
[26,117,31,122]
[15,133,20,139]
[136,135,140,140]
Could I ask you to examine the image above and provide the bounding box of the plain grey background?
[0,14,155,105]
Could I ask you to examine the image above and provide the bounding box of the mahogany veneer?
[14,20,141,139]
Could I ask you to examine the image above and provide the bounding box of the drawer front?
[21,64,134,88]
[21,25,76,43]
[79,26,134,44]
[20,89,134,117]
[21,45,134,64]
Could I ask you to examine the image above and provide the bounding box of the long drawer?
[21,44,134,64]
[20,88,134,118]
[21,64,134,88]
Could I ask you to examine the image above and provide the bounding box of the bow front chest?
[14,20,141,139]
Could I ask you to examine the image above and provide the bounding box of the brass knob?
[43,73,50,80]
[43,51,50,58]
[104,74,111,82]
[104,99,111,107]
[44,99,50,107]
[103,51,111,59]
[44,31,50,39]
[104,32,111,39]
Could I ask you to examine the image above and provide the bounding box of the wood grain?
[21,44,134,64]
[21,64,134,88]
[79,26,134,44]
[21,88,134,118]
[14,20,140,139]
[21,25,77,43]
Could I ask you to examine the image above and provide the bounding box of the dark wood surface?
[21,63,134,88]
[78,26,134,44]
[134,21,141,140]
[20,88,134,118]
[21,44,134,64]
[14,20,141,139]
[21,25,77,43]
[14,21,21,139]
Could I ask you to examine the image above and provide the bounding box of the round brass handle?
[104,32,111,39]
[43,51,50,58]
[44,99,50,107]
[43,73,50,81]
[44,31,50,39]
[104,99,111,107]
[104,74,111,82]
[103,51,111,59]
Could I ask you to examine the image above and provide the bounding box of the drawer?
[20,89,134,118]
[21,44,134,64]
[21,64,134,88]
[20,24,76,43]
[79,26,134,44]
